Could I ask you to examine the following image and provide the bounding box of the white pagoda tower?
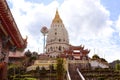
[46,10,69,57]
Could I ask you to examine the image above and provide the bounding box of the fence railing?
[77,68,85,80]
[67,70,71,80]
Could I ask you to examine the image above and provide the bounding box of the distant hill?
[109,60,120,68]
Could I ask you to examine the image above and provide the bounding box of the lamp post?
[41,26,48,53]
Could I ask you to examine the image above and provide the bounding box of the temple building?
[27,9,110,80]
[45,9,90,60]
[8,51,25,64]
[64,45,90,60]
[0,0,27,80]
[46,10,69,57]
[0,0,115,79]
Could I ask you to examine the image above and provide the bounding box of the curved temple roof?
[0,0,27,50]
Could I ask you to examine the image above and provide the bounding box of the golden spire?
[52,9,62,23]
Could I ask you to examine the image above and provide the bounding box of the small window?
[59,39,61,42]
[55,32,57,35]
[59,46,61,51]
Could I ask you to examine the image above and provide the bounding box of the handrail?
[77,68,85,80]
[67,70,71,80]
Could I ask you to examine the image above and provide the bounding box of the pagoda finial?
[52,9,62,23]
[56,8,58,14]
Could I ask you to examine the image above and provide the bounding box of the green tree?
[25,50,32,57]
[40,66,47,75]
[100,58,107,62]
[35,66,40,78]
[98,77,105,80]
[49,64,54,72]
[32,51,38,59]
[56,58,64,80]
[24,50,37,66]
[115,63,120,71]
[29,56,37,62]
[92,54,100,60]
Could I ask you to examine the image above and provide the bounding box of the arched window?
[55,32,57,35]
[59,46,61,51]
[59,39,61,42]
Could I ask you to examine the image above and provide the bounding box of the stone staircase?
[68,64,82,80]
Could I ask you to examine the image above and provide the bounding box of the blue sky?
[101,0,120,21]
[6,0,120,62]
[7,0,120,19]
[24,0,64,5]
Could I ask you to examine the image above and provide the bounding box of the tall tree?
[92,54,100,60]
[25,50,32,57]
[56,58,64,80]
[24,50,38,66]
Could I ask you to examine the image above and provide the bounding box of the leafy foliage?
[56,58,64,80]
[115,63,120,71]
[25,50,32,57]
[92,54,100,59]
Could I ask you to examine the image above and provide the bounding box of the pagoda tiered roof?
[0,0,27,50]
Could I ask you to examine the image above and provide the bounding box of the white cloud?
[7,0,59,53]
[60,0,113,39]
[59,0,117,62]
[7,0,120,62]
